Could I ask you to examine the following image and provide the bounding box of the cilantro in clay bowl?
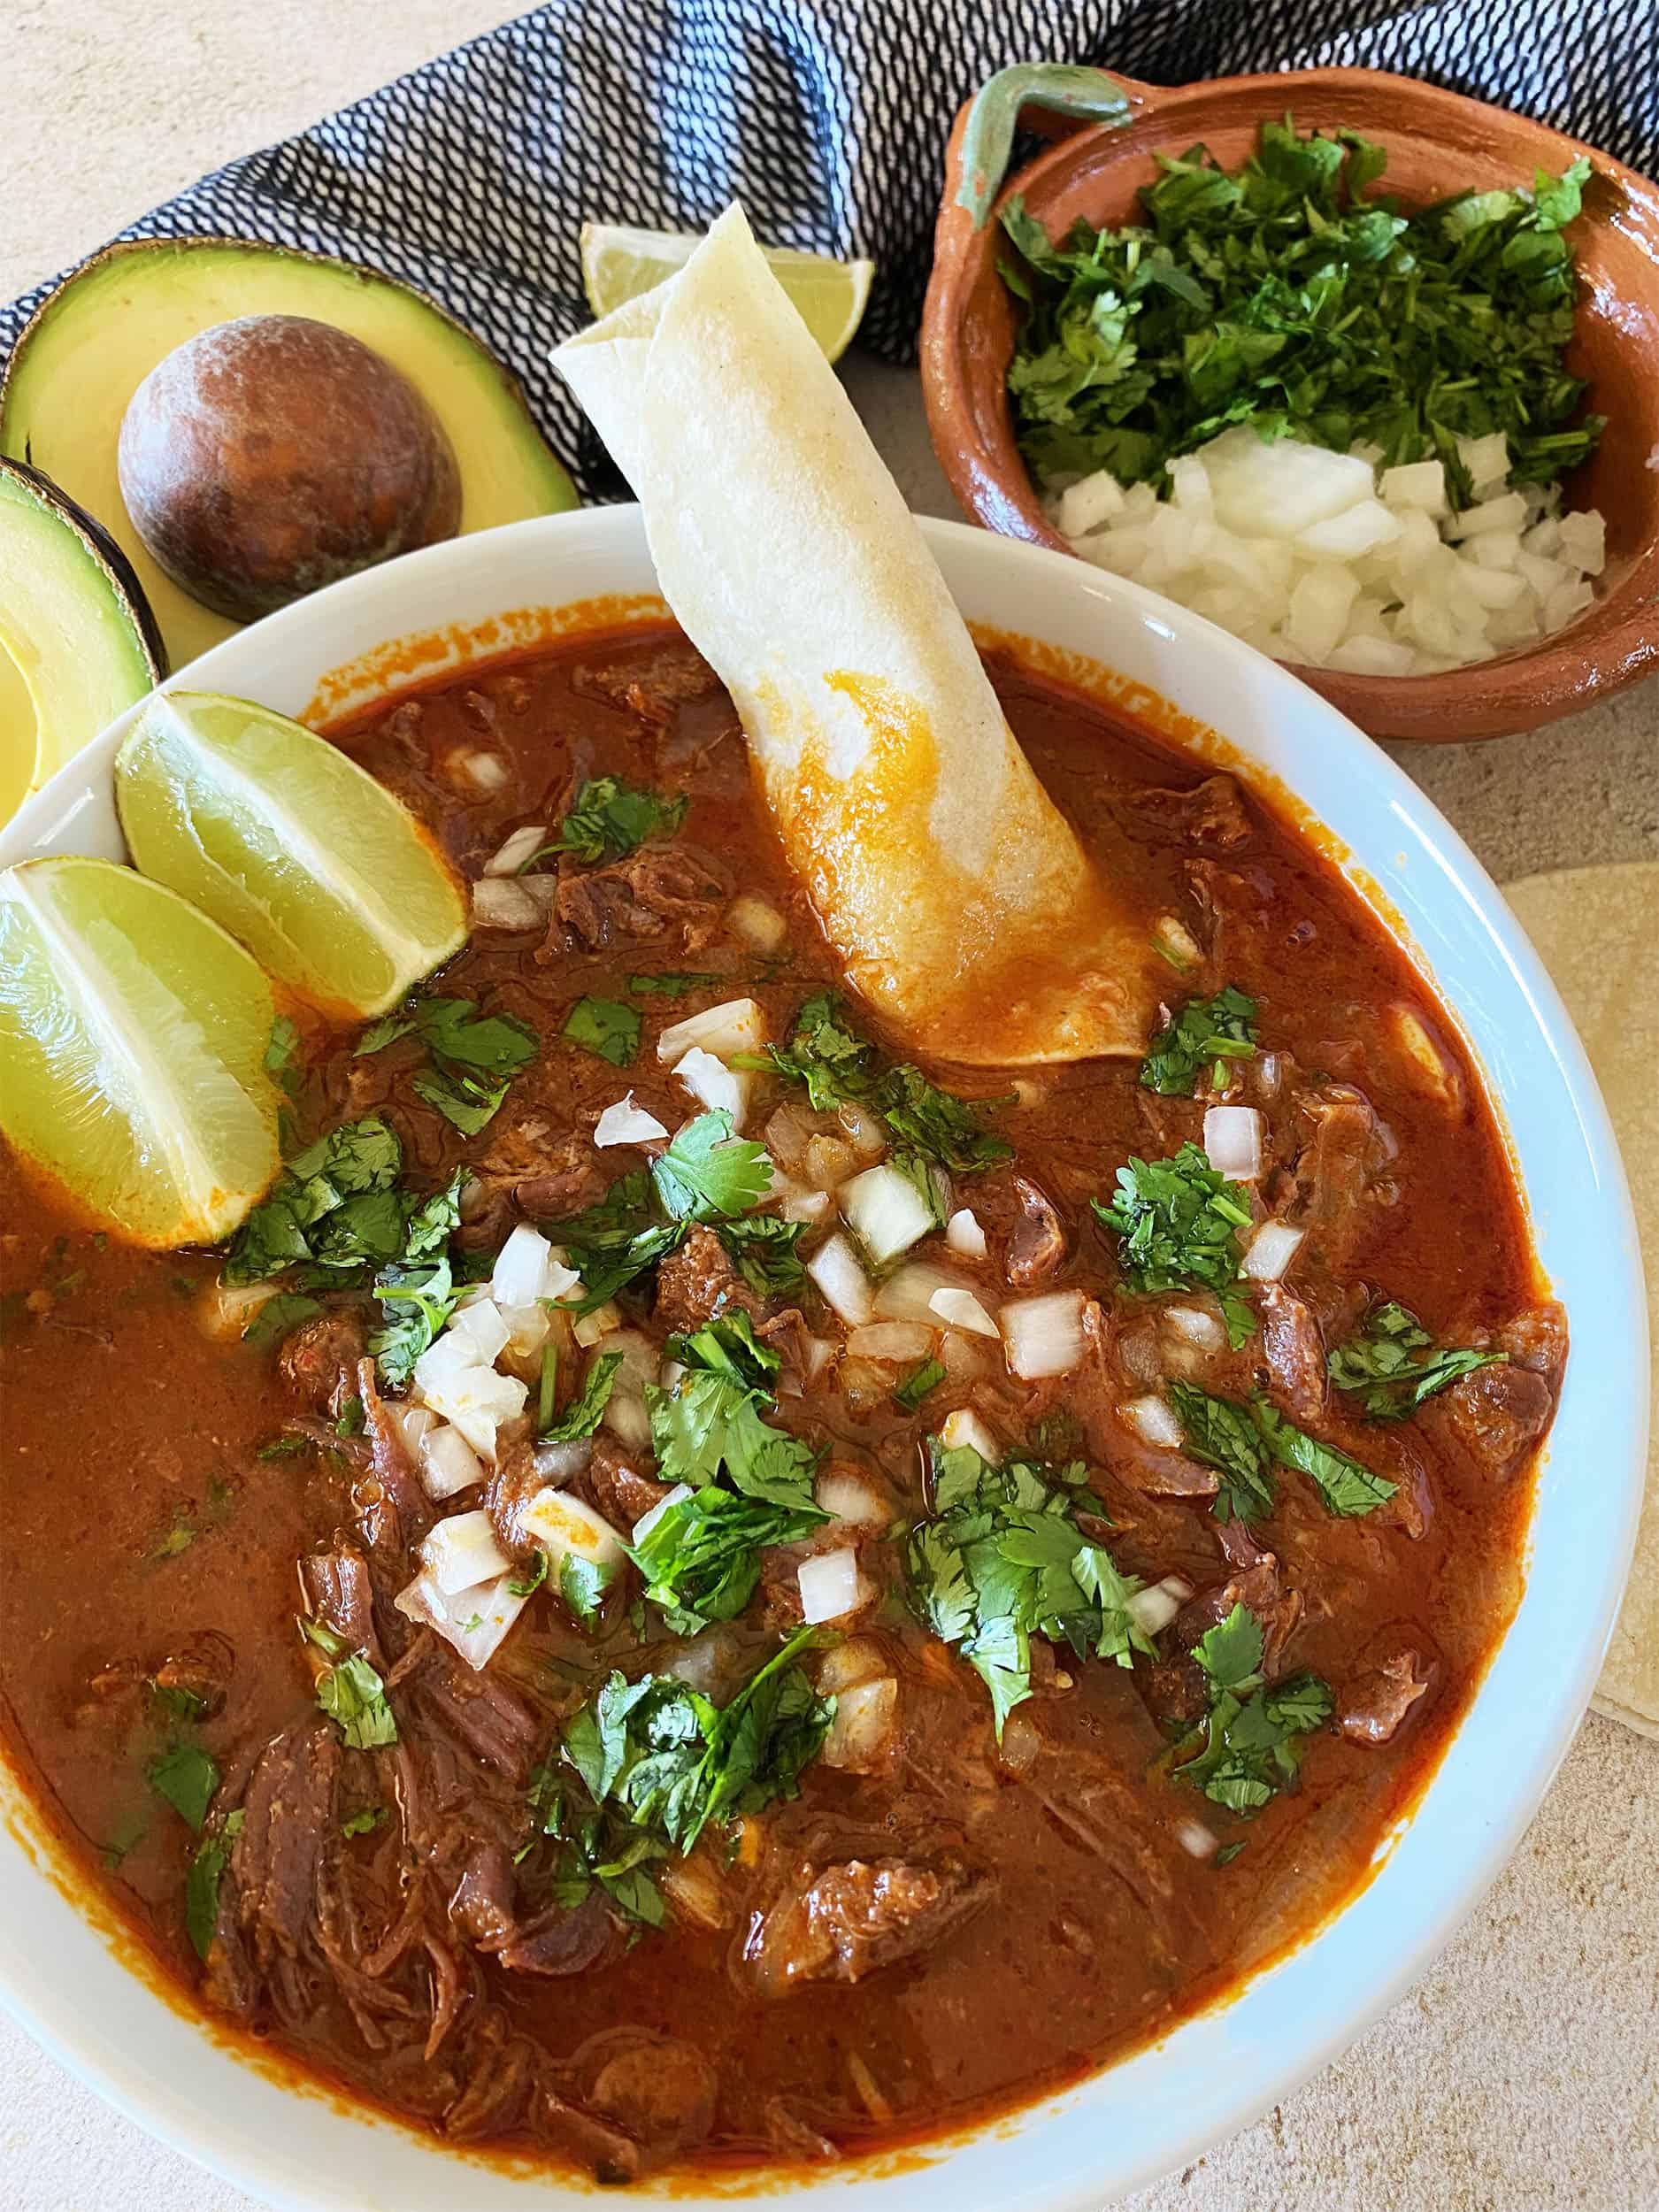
[923,62,1659,741]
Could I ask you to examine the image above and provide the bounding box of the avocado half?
[0,455,166,825]
[0,237,580,671]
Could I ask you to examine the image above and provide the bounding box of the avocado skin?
[1,453,168,681]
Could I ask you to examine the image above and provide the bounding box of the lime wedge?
[116,691,466,1019]
[580,222,873,362]
[0,856,281,1246]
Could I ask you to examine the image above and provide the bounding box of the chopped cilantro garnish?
[508,1550,549,1600]
[905,1441,1155,1737]
[1168,1382,1396,1522]
[652,1109,772,1221]
[714,1213,808,1295]
[541,1349,623,1442]
[522,777,687,869]
[1328,1300,1506,1419]
[365,1169,466,1387]
[523,1765,669,1928]
[241,1291,324,1349]
[150,1682,210,1723]
[559,1550,620,1631]
[757,991,1013,1173]
[102,1807,149,1871]
[357,995,537,1135]
[301,1619,398,1750]
[895,1356,947,1413]
[186,1809,243,1959]
[146,1745,220,1833]
[342,1806,388,1839]
[1172,1601,1333,1815]
[628,1486,824,1635]
[1141,986,1258,1096]
[1002,121,1602,503]
[1092,1142,1256,1346]
[560,1625,831,1854]
[628,971,724,999]
[562,995,641,1068]
[334,1393,365,1439]
[648,1355,820,1509]
[255,1433,311,1461]
[224,1118,403,1285]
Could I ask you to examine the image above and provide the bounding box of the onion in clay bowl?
[922,63,1659,741]
[0,210,1646,2212]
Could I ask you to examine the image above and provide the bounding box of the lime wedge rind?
[0,856,281,1246]
[580,222,873,363]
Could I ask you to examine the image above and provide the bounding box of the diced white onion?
[531,1436,593,1484]
[492,1225,561,1308]
[1164,1303,1226,1351]
[632,1482,693,1546]
[419,1421,485,1500]
[1154,915,1202,972]
[483,824,547,876]
[816,1466,890,1527]
[496,1302,552,1363]
[998,1709,1042,1774]
[1202,1104,1264,1181]
[471,876,542,930]
[1177,1816,1219,1861]
[846,1319,934,1363]
[391,1402,440,1456]
[445,1298,511,1366]
[807,1233,874,1325]
[821,1677,897,1770]
[945,1208,987,1259]
[573,1300,622,1348]
[835,1100,887,1161]
[452,748,511,794]
[803,1133,856,1188]
[597,1330,657,1452]
[421,1508,512,1595]
[928,1285,999,1338]
[521,1486,627,1573]
[1125,1394,1183,1448]
[872,1262,956,1324]
[780,1185,832,1224]
[939,1407,1002,1464]
[797,1548,868,1625]
[674,1046,749,1127]
[1127,1574,1193,1636]
[726,895,787,952]
[1000,1289,1087,1379]
[198,1279,280,1341]
[396,1568,527,1671]
[412,1357,526,1461]
[1241,1220,1305,1282]
[938,1329,992,1381]
[657,997,766,1064]
[840,1162,935,1267]
[595,1092,669,1147]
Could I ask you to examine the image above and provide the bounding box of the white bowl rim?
[0,503,1646,2212]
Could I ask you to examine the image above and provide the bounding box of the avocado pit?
[117,313,462,620]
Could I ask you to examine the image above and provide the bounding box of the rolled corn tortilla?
[552,204,1156,1065]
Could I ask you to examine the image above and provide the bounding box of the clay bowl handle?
[948,63,1163,230]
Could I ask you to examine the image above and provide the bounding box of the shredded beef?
[1292,1084,1395,1270]
[1257,1281,1329,1425]
[300,1545,379,1660]
[417,1656,541,1782]
[1177,1555,1302,1676]
[1004,1176,1068,1287]
[585,1432,670,1533]
[655,1225,769,1333]
[449,1841,519,1951]
[354,1359,433,1563]
[231,1724,339,1970]
[1119,773,1254,851]
[280,1314,368,1418]
[498,1891,616,1976]
[552,849,726,953]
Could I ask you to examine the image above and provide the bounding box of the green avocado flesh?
[0,458,163,824]
[0,240,580,672]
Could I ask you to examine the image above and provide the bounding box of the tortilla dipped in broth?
[553,204,1157,1065]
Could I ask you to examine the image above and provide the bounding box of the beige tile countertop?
[1,6,1655,2209]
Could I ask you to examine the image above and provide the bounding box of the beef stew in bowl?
[0,611,1567,2183]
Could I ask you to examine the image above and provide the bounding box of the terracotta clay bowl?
[922,64,1659,742]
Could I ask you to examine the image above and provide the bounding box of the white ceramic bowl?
[0,507,1646,2211]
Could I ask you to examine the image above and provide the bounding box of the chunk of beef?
[418,1655,541,1782]
[1119,773,1253,851]
[279,1313,367,1418]
[300,1545,379,1661]
[583,2029,718,2154]
[1496,1300,1569,1391]
[1340,1649,1432,1744]
[744,1857,990,1994]
[498,1891,616,1976]
[445,2008,538,2139]
[355,1359,433,1563]
[575,642,722,720]
[449,1840,518,1950]
[655,1225,768,1333]
[1186,857,1271,979]
[1005,1177,1068,1288]
[1069,1302,1218,1497]
[231,1724,339,1969]
[485,1437,556,1556]
[1176,1555,1302,1676]
[553,849,726,953]
[1257,1281,1328,1425]
[1439,1361,1556,1481]
[585,1432,671,1533]
[1292,1084,1395,1271]
[152,1632,234,1721]
[465,1125,602,1238]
